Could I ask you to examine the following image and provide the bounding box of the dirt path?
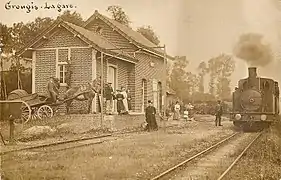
[2,120,235,180]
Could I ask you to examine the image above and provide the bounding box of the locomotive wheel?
[14,101,32,125]
[37,105,53,119]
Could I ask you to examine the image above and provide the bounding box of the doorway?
[107,65,117,112]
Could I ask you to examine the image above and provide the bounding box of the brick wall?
[134,52,165,112]
[32,21,165,114]
[85,19,137,51]
[85,18,165,113]
[69,48,92,112]
[33,27,94,114]
[35,28,88,48]
[35,50,56,94]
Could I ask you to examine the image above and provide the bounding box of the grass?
[224,122,281,180]
[2,122,235,180]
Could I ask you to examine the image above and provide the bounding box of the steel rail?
[150,132,240,180]
[0,133,112,156]
[1,123,180,156]
[217,132,262,180]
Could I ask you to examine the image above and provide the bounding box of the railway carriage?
[231,67,280,128]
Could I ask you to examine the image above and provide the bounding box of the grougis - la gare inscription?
[4,1,77,13]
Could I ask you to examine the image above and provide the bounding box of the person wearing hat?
[145,100,158,131]
[215,100,223,126]
[47,77,60,103]
[105,82,114,115]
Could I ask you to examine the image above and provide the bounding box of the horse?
[61,82,97,114]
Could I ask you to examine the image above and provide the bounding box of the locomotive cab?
[231,67,280,128]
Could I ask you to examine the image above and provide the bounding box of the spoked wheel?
[14,101,32,125]
[37,105,54,119]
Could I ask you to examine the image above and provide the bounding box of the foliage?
[137,26,160,45]
[0,10,83,97]
[207,54,235,100]
[57,10,84,26]
[1,11,84,53]
[2,71,32,95]
[106,5,131,27]
[169,56,200,102]
[197,61,208,93]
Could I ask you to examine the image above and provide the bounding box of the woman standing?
[173,101,181,120]
[115,90,124,115]
[121,87,129,114]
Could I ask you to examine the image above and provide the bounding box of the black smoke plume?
[233,33,273,66]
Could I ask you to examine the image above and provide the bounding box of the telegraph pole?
[0,41,6,100]
[163,45,167,131]
[100,52,104,127]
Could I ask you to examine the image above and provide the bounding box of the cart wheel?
[14,101,32,125]
[37,105,53,119]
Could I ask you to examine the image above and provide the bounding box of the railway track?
[150,131,262,180]
[1,124,181,156]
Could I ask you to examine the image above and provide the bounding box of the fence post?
[9,118,15,144]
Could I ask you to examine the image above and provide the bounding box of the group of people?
[93,76,132,115]
[172,101,194,121]
[104,82,132,115]
[170,100,224,126]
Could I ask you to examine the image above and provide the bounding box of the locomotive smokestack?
[248,67,257,78]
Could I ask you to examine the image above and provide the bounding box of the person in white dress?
[121,87,129,114]
[173,101,181,120]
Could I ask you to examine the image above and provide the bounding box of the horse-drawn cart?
[7,89,55,124]
[6,88,93,124]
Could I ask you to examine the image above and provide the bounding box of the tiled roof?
[101,15,164,54]
[64,22,137,62]
[84,11,173,58]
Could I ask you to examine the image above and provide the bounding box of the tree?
[197,61,208,93]
[208,58,216,96]
[169,56,189,100]
[137,26,160,45]
[57,10,84,26]
[0,10,84,95]
[0,23,13,53]
[207,54,235,99]
[107,5,131,26]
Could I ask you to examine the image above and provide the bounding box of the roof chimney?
[248,67,257,78]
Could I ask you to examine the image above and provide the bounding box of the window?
[57,62,68,85]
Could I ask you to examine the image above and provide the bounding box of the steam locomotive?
[230,67,280,129]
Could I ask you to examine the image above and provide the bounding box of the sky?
[0,0,181,56]
[1,0,280,89]
[181,0,281,89]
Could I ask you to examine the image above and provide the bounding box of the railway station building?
[18,10,173,114]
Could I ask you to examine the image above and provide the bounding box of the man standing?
[105,82,114,115]
[92,76,102,112]
[127,89,132,111]
[47,77,60,103]
[145,100,158,131]
[215,100,223,126]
